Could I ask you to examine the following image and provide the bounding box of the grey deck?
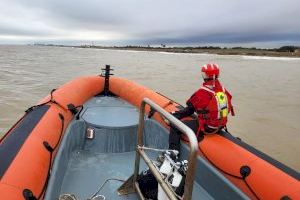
[60,150,212,200]
[45,96,249,200]
[60,151,139,200]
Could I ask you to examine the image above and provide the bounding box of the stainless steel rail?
[133,98,199,200]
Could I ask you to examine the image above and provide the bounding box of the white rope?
[138,146,179,155]
[88,178,125,200]
[59,194,78,200]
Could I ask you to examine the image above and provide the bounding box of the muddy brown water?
[1,45,299,171]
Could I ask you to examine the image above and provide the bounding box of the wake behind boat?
[0,65,299,200]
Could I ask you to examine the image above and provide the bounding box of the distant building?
[278,46,298,53]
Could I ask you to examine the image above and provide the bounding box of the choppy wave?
[242,55,300,61]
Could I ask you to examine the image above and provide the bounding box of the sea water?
[0,45,299,171]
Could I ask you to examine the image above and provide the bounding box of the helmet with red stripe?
[201,63,220,80]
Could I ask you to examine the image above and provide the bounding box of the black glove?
[170,105,195,120]
[171,111,181,119]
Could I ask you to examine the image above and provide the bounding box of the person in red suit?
[169,63,235,153]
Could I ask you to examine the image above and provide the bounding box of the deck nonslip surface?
[60,150,212,200]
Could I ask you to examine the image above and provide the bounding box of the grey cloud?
[0,0,300,45]
[0,23,57,37]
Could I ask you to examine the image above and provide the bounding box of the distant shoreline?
[34,44,300,58]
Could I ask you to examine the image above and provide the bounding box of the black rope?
[37,144,53,200]
[244,178,260,200]
[25,89,57,113]
[198,141,261,199]
[17,89,76,200]
[52,113,65,150]
[0,113,27,143]
[25,89,71,115]
[198,145,243,179]
[36,113,65,200]
[155,92,184,109]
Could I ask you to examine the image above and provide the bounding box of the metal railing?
[133,98,199,200]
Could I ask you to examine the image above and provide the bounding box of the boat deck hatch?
[81,97,139,128]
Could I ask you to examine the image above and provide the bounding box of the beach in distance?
[0,45,300,171]
[37,44,300,58]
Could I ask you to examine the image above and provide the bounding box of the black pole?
[104,65,110,96]
[101,65,113,96]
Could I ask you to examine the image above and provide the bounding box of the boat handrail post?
[133,99,146,186]
[133,97,198,200]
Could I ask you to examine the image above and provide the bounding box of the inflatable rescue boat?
[0,65,299,200]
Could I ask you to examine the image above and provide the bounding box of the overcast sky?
[0,0,299,47]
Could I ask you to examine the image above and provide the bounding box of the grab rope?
[0,113,27,144]
[25,88,79,114]
[198,143,260,200]
[155,92,184,109]
[25,89,58,113]
[37,112,65,200]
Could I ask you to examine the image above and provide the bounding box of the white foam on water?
[156,51,218,57]
[242,55,300,61]
[95,49,216,56]
[76,48,143,54]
